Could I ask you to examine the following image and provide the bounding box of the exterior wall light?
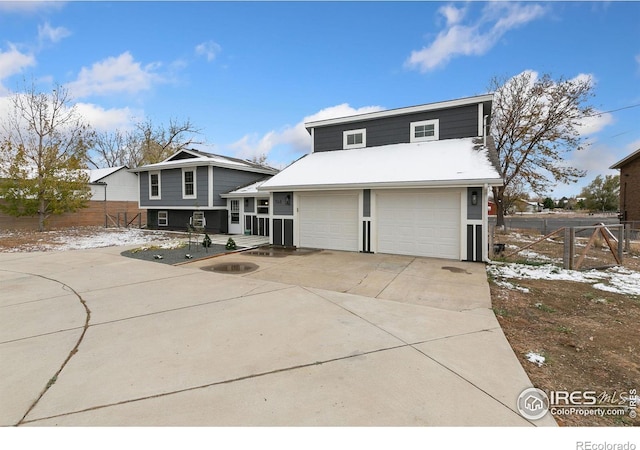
[471,191,478,206]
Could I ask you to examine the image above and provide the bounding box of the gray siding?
[244,197,255,213]
[146,209,228,233]
[363,189,371,217]
[467,187,483,220]
[314,104,481,152]
[139,167,209,207]
[139,172,150,203]
[212,168,265,207]
[273,192,293,216]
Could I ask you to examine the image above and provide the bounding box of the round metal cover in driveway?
[201,262,259,274]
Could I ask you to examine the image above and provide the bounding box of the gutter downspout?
[483,115,488,147]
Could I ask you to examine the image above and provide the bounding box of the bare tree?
[87,129,132,168]
[501,177,529,216]
[0,81,94,231]
[249,153,269,165]
[88,118,203,169]
[489,71,594,226]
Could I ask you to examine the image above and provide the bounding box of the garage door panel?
[377,190,460,259]
[299,193,359,251]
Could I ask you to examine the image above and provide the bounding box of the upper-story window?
[343,128,366,149]
[410,119,439,142]
[182,168,197,199]
[149,171,161,199]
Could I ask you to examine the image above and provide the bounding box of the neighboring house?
[510,199,542,214]
[488,201,498,216]
[610,147,640,222]
[0,165,142,230]
[260,94,503,262]
[88,166,138,202]
[131,149,278,233]
[80,165,144,228]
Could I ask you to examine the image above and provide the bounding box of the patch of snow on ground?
[493,279,530,293]
[517,249,558,262]
[525,352,545,367]
[50,229,177,251]
[488,263,640,296]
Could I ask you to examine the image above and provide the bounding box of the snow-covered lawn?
[488,262,640,296]
[0,227,182,253]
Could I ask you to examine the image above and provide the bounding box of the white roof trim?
[129,157,277,175]
[87,166,128,183]
[305,94,493,131]
[259,138,503,192]
[260,179,503,192]
[221,179,271,198]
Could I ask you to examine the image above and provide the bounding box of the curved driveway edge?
[0,247,556,426]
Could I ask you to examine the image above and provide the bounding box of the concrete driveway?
[0,244,556,426]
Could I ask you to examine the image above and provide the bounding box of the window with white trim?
[410,119,439,142]
[257,198,269,215]
[182,168,196,199]
[149,171,161,199]
[343,128,366,149]
[158,211,168,226]
[230,200,240,224]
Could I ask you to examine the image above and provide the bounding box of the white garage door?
[377,189,460,259]
[298,192,359,251]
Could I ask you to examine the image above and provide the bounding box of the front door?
[228,199,242,234]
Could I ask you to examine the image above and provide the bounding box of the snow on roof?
[221,178,271,197]
[87,166,126,183]
[260,138,502,191]
[129,150,277,175]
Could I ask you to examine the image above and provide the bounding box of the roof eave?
[610,147,640,169]
[305,94,494,131]
[259,177,503,192]
[129,160,277,175]
[220,191,270,198]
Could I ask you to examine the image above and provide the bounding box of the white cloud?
[38,22,71,44]
[0,44,36,93]
[0,1,64,14]
[576,111,614,137]
[626,139,640,152]
[195,41,222,62]
[568,144,619,175]
[65,52,162,98]
[75,103,142,133]
[229,103,383,162]
[406,2,547,72]
[439,4,466,26]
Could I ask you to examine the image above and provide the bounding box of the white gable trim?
[305,94,493,131]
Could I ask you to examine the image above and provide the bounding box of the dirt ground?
[490,229,640,426]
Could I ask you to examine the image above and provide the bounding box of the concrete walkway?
[0,245,556,426]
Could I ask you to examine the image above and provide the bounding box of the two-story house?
[260,94,503,261]
[131,149,278,234]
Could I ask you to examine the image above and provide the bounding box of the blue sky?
[0,1,639,199]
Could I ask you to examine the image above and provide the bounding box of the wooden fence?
[0,200,146,230]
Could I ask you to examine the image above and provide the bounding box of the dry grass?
[489,229,640,426]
